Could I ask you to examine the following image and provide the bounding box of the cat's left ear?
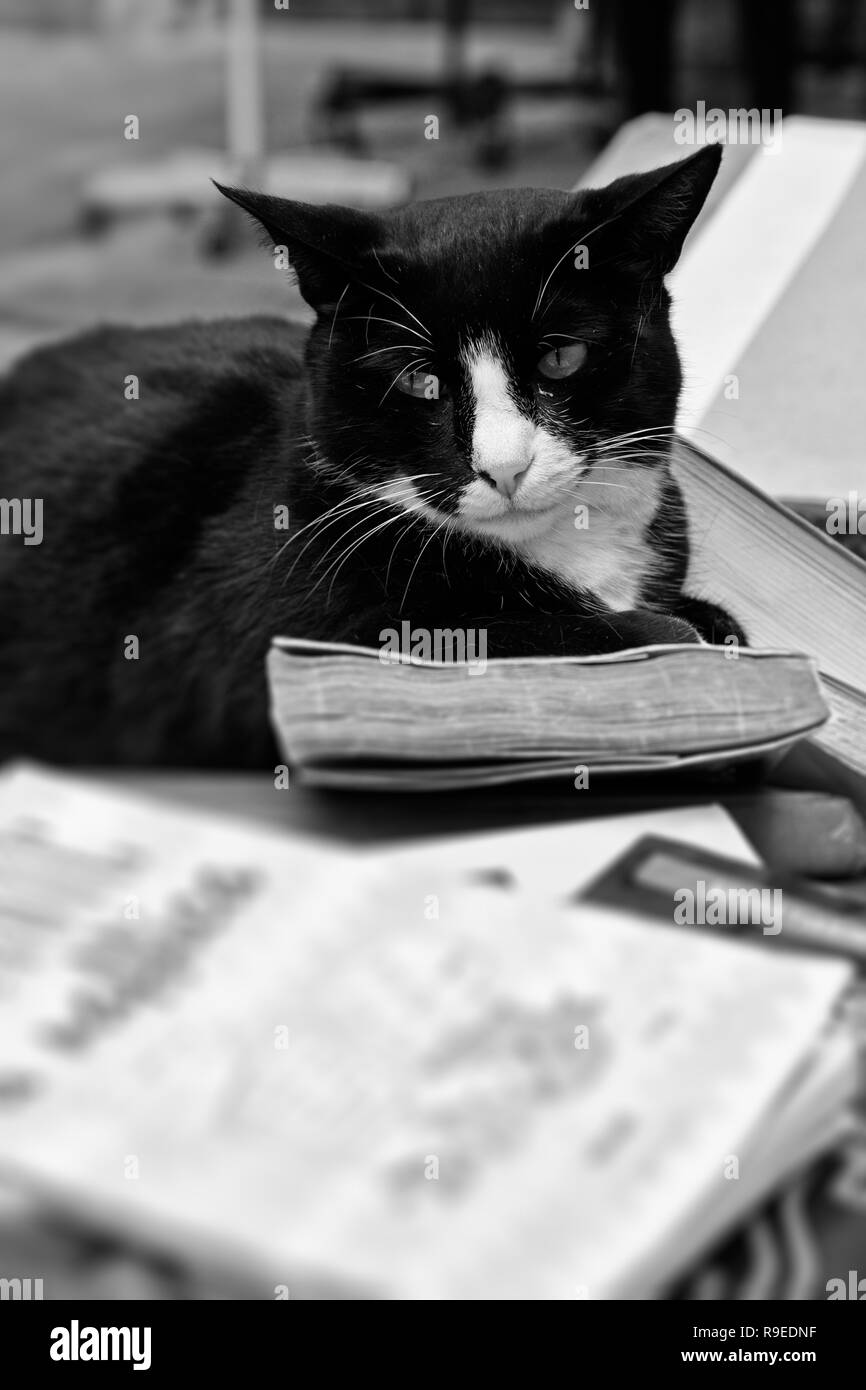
[584,144,722,281]
[213,184,385,311]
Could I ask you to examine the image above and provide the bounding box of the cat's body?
[0,147,741,767]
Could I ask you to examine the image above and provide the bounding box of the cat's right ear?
[213,184,384,312]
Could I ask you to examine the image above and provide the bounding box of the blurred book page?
[0,767,851,1299]
[671,117,866,494]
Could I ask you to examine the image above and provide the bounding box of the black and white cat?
[0,143,740,767]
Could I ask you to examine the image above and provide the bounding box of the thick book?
[0,767,856,1300]
[268,639,825,792]
[670,439,866,779]
[267,436,866,791]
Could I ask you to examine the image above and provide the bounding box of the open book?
[0,767,856,1299]
[584,115,866,500]
[670,116,866,499]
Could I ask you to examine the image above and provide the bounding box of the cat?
[0,142,742,768]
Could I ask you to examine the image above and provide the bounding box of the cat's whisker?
[278,474,444,578]
[592,455,673,468]
[439,515,455,588]
[587,458,663,472]
[591,438,674,456]
[273,504,378,577]
[671,422,731,450]
[593,424,675,438]
[383,517,417,592]
[306,455,368,488]
[312,510,410,602]
[532,241,581,321]
[398,512,454,613]
[592,455,667,470]
[629,312,645,369]
[591,425,677,449]
[588,451,673,468]
[279,494,385,562]
[568,480,630,494]
[356,281,432,344]
[343,315,431,344]
[349,345,431,366]
[532,209,622,321]
[328,283,350,350]
[267,485,371,551]
[590,442,672,457]
[405,483,454,517]
[306,497,413,578]
[378,357,427,407]
[270,475,414,570]
[268,480,377,547]
[371,247,399,285]
[538,331,587,354]
[589,446,671,460]
[289,474,445,571]
[383,487,454,590]
[383,511,435,592]
[323,514,410,602]
[323,481,454,603]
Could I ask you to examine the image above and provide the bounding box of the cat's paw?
[672,596,746,647]
[616,609,704,648]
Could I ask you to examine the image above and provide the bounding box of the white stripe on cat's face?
[383,339,663,610]
[466,350,534,499]
[458,342,585,539]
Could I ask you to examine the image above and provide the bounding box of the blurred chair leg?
[737,0,799,114]
[613,0,679,116]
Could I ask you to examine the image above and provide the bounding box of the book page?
[0,764,348,1086]
[670,117,866,494]
[0,768,851,1299]
[671,440,866,696]
[580,115,866,495]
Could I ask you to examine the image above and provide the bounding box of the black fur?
[0,146,740,767]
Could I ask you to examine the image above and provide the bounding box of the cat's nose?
[475,460,531,499]
[471,387,535,498]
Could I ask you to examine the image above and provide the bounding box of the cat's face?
[218,148,719,551]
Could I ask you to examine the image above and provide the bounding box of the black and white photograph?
[1,0,866,1350]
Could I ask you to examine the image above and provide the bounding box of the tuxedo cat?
[0,143,741,767]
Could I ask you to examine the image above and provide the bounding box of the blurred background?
[3,0,866,1306]
[1,0,866,375]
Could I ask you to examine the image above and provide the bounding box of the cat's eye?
[396,369,441,400]
[537,342,587,379]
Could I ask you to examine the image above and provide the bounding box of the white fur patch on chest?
[515,467,662,610]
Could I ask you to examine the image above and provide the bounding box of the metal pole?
[226,0,265,188]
